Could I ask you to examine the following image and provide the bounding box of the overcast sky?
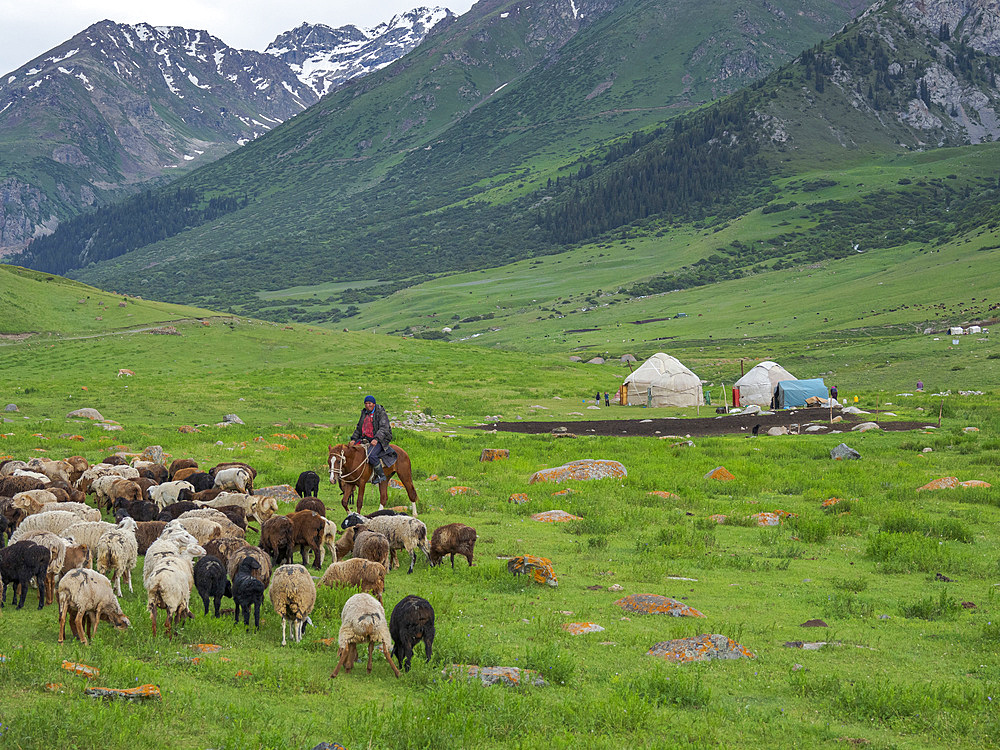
[0,0,477,77]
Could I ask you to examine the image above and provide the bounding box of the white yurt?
[622,353,703,407]
[735,361,796,407]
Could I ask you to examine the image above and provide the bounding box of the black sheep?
[0,540,51,610]
[185,472,214,492]
[232,556,265,630]
[157,501,201,522]
[295,471,320,498]
[194,555,232,618]
[213,505,249,532]
[0,514,7,547]
[113,498,159,522]
[259,516,294,567]
[389,595,435,672]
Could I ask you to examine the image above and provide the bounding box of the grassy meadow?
[0,301,999,749]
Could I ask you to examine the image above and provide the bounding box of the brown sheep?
[134,477,158,499]
[138,465,168,484]
[108,478,143,505]
[226,546,272,588]
[191,488,226,503]
[65,456,89,486]
[168,458,198,480]
[319,558,386,602]
[134,521,167,555]
[294,497,326,517]
[353,529,391,570]
[287,510,326,569]
[0,475,46,497]
[101,455,128,466]
[0,497,27,535]
[429,523,478,568]
[61,542,92,574]
[260,516,294,566]
[335,526,357,561]
[203,537,249,568]
[172,467,200,483]
[214,505,249,531]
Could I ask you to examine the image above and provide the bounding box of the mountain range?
[0,7,453,255]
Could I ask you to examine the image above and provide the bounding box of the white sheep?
[344,513,431,574]
[61,520,117,553]
[146,544,205,639]
[78,463,139,493]
[268,564,317,646]
[177,508,245,538]
[147,481,195,510]
[20,530,67,605]
[12,489,57,514]
[331,593,400,678]
[12,469,51,484]
[10,510,83,544]
[0,460,28,476]
[198,491,276,523]
[213,467,252,494]
[57,568,130,644]
[37,501,101,522]
[96,518,139,596]
[170,517,224,546]
[142,523,201,587]
[26,458,73,485]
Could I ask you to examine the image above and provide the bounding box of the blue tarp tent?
[774,378,827,408]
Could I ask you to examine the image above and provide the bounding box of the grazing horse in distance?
[328,443,419,515]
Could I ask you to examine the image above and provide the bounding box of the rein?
[331,445,371,483]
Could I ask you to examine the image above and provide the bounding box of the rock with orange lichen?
[507,555,558,587]
[528,459,627,484]
[648,491,680,499]
[508,493,530,504]
[562,622,605,635]
[615,594,705,617]
[480,448,510,462]
[708,514,728,524]
[821,497,844,508]
[178,425,199,434]
[426,474,439,482]
[959,480,991,488]
[61,661,99,678]
[531,510,582,523]
[551,489,575,496]
[704,466,734,481]
[444,664,546,687]
[448,486,476,496]
[389,477,405,490]
[85,684,161,701]
[918,477,960,491]
[750,512,784,526]
[647,634,755,663]
[190,643,222,653]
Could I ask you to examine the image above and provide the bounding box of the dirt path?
[472,410,927,438]
[0,317,236,346]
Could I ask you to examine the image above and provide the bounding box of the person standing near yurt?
[830,385,838,402]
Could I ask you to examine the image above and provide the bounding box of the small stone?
[444,664,546,687]
[4,404,18,412]
[851,422,880,432]
[608,583,624,591]
[223,414,244,425]
[830,443,860,460]
[480,448,509,462]
[959,480,991,488]
[704,466,735,481]
[922,447,933,453]
[66,408,104,421]
[562,622,605,635]
[530,510,582,523]
[508,493,530,504]
[178,425,199,434]
[963,426,980,432]
[800,619,828,628]
[792,664,805,672]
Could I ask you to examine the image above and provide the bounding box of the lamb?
[226,546,272,588]
[61,542,91,575]
[170,517,224,546]
[147,481,195,510]
[389,595,435,672]
[335,525,357,561]
[134,521,167,555]
[193,555,230,617]
[295,471,320,498]
[12,489,58,515]
[0,540,50,609]
[428,523,478,569]
[343,512,430,574]
[0,475,47,498]
[213,467,254,495]
[177,508,245,538]
[232,556,265,630]
[331,593,400,678]
[352,529,390,571]
[37,501,101,523]
[61,520,117,554]
[19,530,66,605]
[168,458,198,480]
[268,563,316,644]
[10,510,82,544]
[57,568,130,644]
[260,515,294,567]
[203,536,249,568]
[286,510,326,569]
[95,518,139,596]
[295,497,326,517]
[319,558,386,602]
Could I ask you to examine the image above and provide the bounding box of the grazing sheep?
[147,481,196,510]
[111,498,159,522]
[61,520,117,553]
[95,518,139,596]
[295,471,320,498]
[198,491,275,524]
[319,559,386,602]
[226,546,272,588]
[78,464,139,493]
[142,523,202,587]
[232,556,265,630]
[286,510,326,569]
[352,529,391,571]
[343,513,430,574]
[37,501,101,523]
[12,469,51,484]
[64,456,89,485]
[331,593,400,678]
[389,595,435,672]
[90,475,138,509]
[295,497,326,517]
[0,459,28,476]
[335,526,357,562]
[190,488,225,504]
[429,523,478,569]
[172,467,200,483]
[211,505,249,532]
[40,486,71,504]
[134,521,167,555]
[269,564,316,645]
[0,540,50,609]
[10,510,82,544]
[203,537,249,568]
[0,514,7,547]
[168,458,198,480]
[61,542,91,575]
[321,518,341,567]
[136,464,169,484]
[57,568,130,644]
[146,553,202,639]
[134,477,158,498]
[209,462,257,483]
[20,530,66,605]
[260,516,294,567]
[193,555,231,617]
[27,458,73,485]
[157,501,200,521]
[182,471,214,492]
[213,467,254,495]
[178,508,244,538]
[171,517,224,546]
[101,455,128,466]
[338,507,403,530]
[13,489,59,515]
[0,475,46,498]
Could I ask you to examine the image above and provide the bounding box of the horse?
[328,443,419,515]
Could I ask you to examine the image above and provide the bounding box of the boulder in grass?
[62,661,100,678]
[388,477,405,490]
[508,555,558,587]
[85,684,161,701]
[704,466,734,481]
[647,634,755,663]
[190,643,223,653]
[531,510,582,523]
[767,426,789,436]
[821,497,844,508]
[960,480,992,488]
[830,443,860,460]
[67,408,104,421]
[253,485,301,504]
[311,744,349,750]
[586,357,605,365]
[851,422,881,432]
[562,622,605,635]
[4,404,17,412]
[708,514,727,524]
[178,425,199,434]
[480,448,510,462]
[444,664,546,687]
[615,594,705,618]
[223,414,244,425]
[917,477,959,491]
[529,459,627,484]
[750,512,786,526]
[139,445,164,464]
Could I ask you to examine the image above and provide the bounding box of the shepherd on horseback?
[351,395,397,485]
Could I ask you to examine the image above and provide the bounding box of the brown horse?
[328,443,419,514]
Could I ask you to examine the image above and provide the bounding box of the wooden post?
[938,397,944,428]
[875,392,880,424]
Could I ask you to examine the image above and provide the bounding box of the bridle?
[329,445,370,484]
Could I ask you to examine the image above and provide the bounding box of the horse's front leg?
[379,480,389,509]
[356,475,367,514]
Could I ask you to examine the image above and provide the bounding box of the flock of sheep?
[0,452,478,676]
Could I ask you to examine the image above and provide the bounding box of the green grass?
[1,300,999,748]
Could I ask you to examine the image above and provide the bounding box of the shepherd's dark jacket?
[351,405,397,465]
